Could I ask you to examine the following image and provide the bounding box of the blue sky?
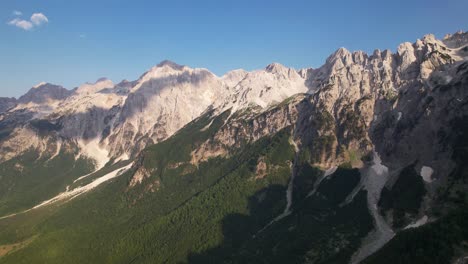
[1,0,467,97]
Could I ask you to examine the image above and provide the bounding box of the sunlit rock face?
[0,32,466,175]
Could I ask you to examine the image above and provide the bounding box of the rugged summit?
[18,82,72,105]
[0,59,312,164]
[1,30,466,192]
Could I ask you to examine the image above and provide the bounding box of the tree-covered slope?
[0,106,373,263]
[0,149,95,216]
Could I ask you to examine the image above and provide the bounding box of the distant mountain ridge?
[1,31,466,166]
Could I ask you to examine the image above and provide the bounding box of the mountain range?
[0,31,467,263]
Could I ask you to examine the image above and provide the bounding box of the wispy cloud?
[31,13,48,25]
[8,18,33,30]
[7,12,49,31]
[13,10,22,16]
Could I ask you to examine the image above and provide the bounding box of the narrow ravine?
[254,138,300,235]
[282,138,300,216]
[350,151,395,264]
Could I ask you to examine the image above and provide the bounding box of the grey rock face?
[0,97,16,113]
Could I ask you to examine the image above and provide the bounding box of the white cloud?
[8,18,33,30]
[13,10,22,16]
[7,12,48,31]
[30,13,48,26]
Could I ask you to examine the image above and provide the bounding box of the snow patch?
[73,171,97,183]
[397,112,402,121]
[114,153,130,164]
[420,166,434,182]
[307,166,337,197]
[33,82,47,89]
[351,151,394,264]
[404,215,428,229]
[324,166,338,177]
[200,119,214,131]
[46,141,62,162]
[0,163,133,220]
[34,163,133,209]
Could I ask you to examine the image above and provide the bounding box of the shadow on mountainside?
[187,167,374,264]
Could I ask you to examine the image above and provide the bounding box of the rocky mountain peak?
[76,78,115,95]
[422,33,437,43]
[323,47,356,72]
[18,83,71,104]
[327,47,352,62]
[372,49,382,58]
[111,79,135,94]
[397,42,415,56]
[352,50,368,65]
[263,62,304,82]
[32,82,48,89]
[265,62,289,73]
[96,77,111,83]
[443,30,468,48]
[222,69,248,87]
[135,60,192,86]
[156,60,185,70]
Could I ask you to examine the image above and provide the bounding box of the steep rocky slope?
[0,60,308,164]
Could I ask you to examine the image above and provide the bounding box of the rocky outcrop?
[129,166,152,187]
[75,78,114,95]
